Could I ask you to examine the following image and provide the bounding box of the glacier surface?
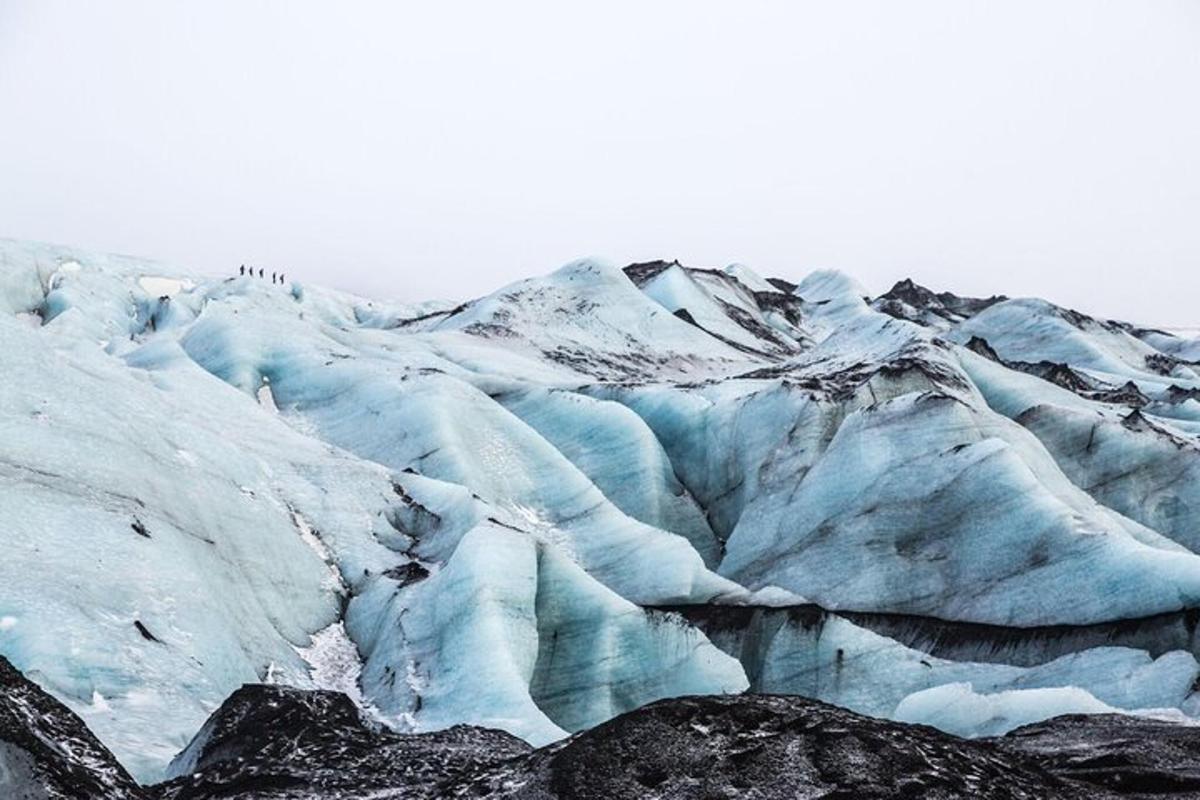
[3,239,1200,781]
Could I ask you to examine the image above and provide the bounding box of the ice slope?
[177,280,744,603]
[497,388,722,566]
[635,262,806,356]
[600,275,1200,625]
[428,259,765,381]
[958,348,1200,552]
[0,244,751,780]
[877,277,1200,404]
[1140,328,1200,363]
[719,389,1200,625]
[343,471,747,745]
[349,518,746,746]
[0,311,391,779]
[231,358,741,605]
[684,607,1199,726]
[781,631,1198,727]
[949,298,1200,391]
[722,262,778,293]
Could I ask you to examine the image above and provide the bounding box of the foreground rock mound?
[8,665,1200,798]
[0,656,145,799]
[156,684,530,799]
[998,714,1200,797]
[447,694,1084,799]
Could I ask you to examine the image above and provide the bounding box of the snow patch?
[296,622,366,703]
[288,508,346,595]
[89,690,112,713]
[507,503,578,562]
[395,660,428,730]
[257,379,279,413]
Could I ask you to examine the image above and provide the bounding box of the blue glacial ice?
[4,240,1200,780]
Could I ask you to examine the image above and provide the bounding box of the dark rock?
[672,307,699,326]
[622,260,679,287]
[1087,381,1150,408]
[0,655,146,799]
[1166,385,1200,405]
[1122,408,1149,429]
[965,335,1002,361]
[391,301,470,328]
[753,289,806,327]
[1051,305,1131,335]
[8,662,1200,800]
[765,276,798,294]
[1003,358,1150,409]
[661,601,1200,674]
[385,561,431,585]
[153,684,531,799]
[1114,408,1193,449]
[134,620,162,643]
[715,295,800,353]
[874,278,1006,326]
[446,694,1086,799]
[1007,360,1098,393]
[1146,352,1184,376]
[997,714,1200,797]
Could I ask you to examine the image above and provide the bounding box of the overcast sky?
[1,2,1197,325]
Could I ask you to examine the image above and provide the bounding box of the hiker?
[280,272,286,284]
[258,268,264,278]
[239,264,245,276]
[271,272,277,284]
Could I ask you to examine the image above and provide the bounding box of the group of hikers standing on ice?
[239,264,286,284]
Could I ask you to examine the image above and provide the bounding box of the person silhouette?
[239,265,245,276]
[258,268,264,278]
[271,272,277,284]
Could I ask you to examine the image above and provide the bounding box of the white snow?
[295,621,369,707]
[256,379,279,413]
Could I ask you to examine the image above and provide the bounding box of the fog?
[1,1,1197,325]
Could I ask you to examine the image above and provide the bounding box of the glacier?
[3,240,1200,782]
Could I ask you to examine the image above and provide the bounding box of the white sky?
[1,1,1198,325]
